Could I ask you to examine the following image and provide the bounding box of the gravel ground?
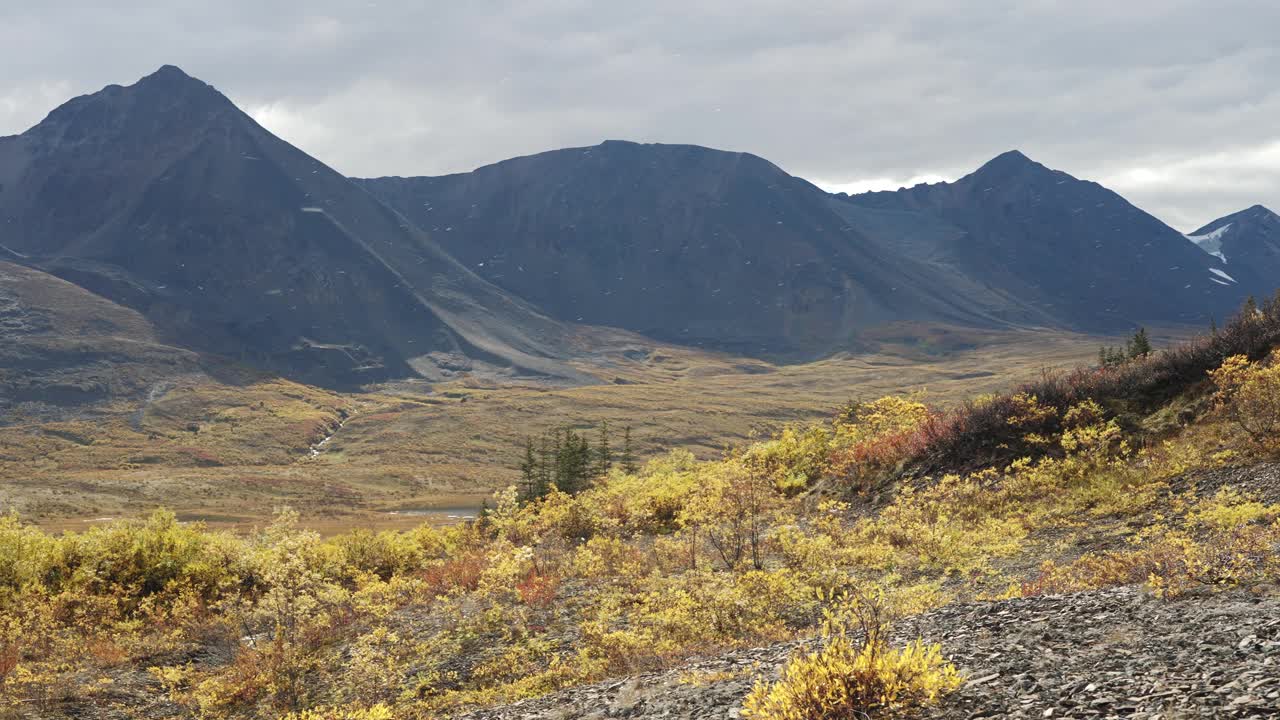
[457,585,1280,720]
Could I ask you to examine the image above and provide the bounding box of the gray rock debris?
[456,585,1280,720]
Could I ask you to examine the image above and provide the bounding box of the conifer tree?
[620,425,638,474]
[596,420,613,478]
[519,437,538,501]
[1127,327,1152,358]
[537,434,553,495]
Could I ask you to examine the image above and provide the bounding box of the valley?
[4,323,1113,531]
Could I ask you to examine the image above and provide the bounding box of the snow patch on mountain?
[1209,268,1236,284]
[1187,223,1232,263]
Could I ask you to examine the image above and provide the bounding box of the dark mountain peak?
[25,66,236,146]
[1245,204,1279,222]
[124,64,228,107]
[965,149,1058,184]
[987,149,1033,165]
[1185,205,1280,296]
[1191,205,1280,237]
[446,140,789,193]
[138,64,196,85]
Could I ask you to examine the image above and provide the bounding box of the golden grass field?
[1,323,1139,533]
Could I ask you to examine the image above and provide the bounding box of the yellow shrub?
[741,426,832,495]
[742,591,959,720]
[1211,352,1280,453]
[284,703,395,720]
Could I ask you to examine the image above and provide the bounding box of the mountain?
[0,66,581,387]
[1186,205,1280,300]
[359,143,1061,356]
[362,146,1243,351]
[0,67,1260,391]
[835,151,1240,330]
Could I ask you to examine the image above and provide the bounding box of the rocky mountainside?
[457,586,1280,720]
[0,66,581,387]
[837,151,1241,331]
[1187,205,1280,302]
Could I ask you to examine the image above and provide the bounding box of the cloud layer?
[3,1,1277,229]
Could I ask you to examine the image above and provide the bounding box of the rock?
[453,586,1280,720]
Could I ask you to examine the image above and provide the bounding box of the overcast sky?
[2,1,1277,230]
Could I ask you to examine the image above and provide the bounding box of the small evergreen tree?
[537,434,553,495]
[620,425,638,474]
[1127,327,1152,359]
[1099,345,1126,368]
[595,420,613,478]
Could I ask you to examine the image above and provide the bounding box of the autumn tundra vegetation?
[3,297,1280,719]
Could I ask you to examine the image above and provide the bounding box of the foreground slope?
[0,66,580,387]
[455,586,1280,720]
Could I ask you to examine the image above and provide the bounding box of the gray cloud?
[2,0,1278,230]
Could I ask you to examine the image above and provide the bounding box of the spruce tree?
[1127,327,1152,358]
[537,433,553,497]
[620,425,638,474]
[596,420,613,478]
[519,437,538,502]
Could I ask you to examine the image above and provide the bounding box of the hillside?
[3,301,1278,719]
[0,66,581,387]
[0,260,199,417]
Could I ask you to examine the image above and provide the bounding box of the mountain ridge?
[0,65,1268,394]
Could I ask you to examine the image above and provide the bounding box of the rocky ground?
[457,585,1280,720]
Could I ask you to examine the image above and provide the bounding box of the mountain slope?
[0,260,198,415]
[837,151,1241,330]
[1187,205,1280,300]
[0,66,581,387]
[359,142,1047,356]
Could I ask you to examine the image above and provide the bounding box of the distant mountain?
[363,146,1242,351]
[0,66,1263,394]
[0,66,581,387]
[837,151,1240,330]
[1186,205,1280,301]
[359,143,1066,356]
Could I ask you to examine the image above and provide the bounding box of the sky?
[2,1,1277,231]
